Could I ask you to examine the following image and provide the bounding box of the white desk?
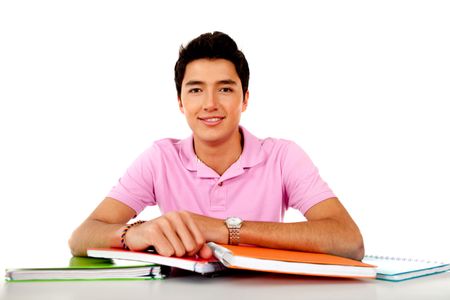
[1,271,450,300]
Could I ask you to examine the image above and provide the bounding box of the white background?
[1,0,449,272]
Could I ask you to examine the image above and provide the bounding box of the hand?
[124,211,213,259]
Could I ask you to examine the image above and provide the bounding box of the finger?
[157,217,187,257]
[166,213,199,256]
[179,212,205,255]
[198,243,213,259]
[145,225,176,257]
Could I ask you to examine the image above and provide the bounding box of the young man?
[69,32,364,260]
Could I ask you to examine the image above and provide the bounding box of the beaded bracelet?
[120,220,146,250]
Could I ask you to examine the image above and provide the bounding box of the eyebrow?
[184,80,204,86]
[184,79,238,86]
[217,79,238,85]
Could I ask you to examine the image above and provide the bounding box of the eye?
[188,88,202,94]
[219,87,233,93]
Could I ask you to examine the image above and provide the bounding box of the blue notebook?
[362,255,450,281]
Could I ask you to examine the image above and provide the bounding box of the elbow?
[347,232,365,261]
[350,240,365,261]
[68,229,87,257]
[331,225,365,260]
[68,235,77,257]
[340,219,365,261]
[326,219,366,260]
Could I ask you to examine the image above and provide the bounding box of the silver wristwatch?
[225,217,243,245]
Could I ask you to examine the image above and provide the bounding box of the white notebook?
[87,248,226,275]
[362,255,450,281]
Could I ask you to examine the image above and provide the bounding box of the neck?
[194,128,243,176]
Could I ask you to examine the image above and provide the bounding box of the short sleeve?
[107,144,159,214]
[282,141,336,214]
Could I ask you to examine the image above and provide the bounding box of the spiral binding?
[364,254,442,265]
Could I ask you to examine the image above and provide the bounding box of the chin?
[193,128,227,144]
[198,133,224,144]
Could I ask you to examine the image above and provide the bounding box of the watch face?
[227,217,242,226]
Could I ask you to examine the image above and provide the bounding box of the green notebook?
[5,256,164,282]
[363,255,450,282]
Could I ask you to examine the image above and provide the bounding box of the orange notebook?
[207,242,376,278]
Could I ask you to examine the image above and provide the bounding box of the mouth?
[198,116,225,126]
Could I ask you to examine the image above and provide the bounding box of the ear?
[178,97,184,114]
[241,90,249,112]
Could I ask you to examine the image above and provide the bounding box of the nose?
[202,90,218,112]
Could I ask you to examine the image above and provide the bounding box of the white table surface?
[1,270,450,300]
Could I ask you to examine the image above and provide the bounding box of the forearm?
[191,212,364,260]
[240,219,365,260]
[69,219,125,257]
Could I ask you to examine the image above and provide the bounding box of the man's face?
[178,58,248,146]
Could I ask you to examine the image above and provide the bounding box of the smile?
[198,116,225,126]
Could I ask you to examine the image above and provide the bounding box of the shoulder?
[241,127,308,166]
[260,136,307,161]
[153,137,183,151]
[136,137,184,162]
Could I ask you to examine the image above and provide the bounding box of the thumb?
[198,243,213,259]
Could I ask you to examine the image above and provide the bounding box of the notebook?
[208,243,377,278]
[362,255,450,281]
[87,248,226,275]
[5,256,163,282]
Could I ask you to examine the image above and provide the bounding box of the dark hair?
[174,31,250,98]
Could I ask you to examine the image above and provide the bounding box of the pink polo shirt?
[107,127,335,222]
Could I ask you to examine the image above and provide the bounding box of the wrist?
[111,225,128,248]
[190,213,228,244]
[120,220,146,250]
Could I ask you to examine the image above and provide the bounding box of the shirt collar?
[178,126,266,175]
[239,126,266,168]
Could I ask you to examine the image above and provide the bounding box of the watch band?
[228,227,240,245]
[225,217,243,245]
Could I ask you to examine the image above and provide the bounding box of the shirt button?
[218,182,223,187]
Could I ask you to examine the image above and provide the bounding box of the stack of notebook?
[5,256,164,282]
[87,243,450,281]
[6,245,448,282]
[87,242,377,279]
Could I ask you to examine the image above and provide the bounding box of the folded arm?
[69,197,364,260]
[69,197,212,258]
[192,197,365,260]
